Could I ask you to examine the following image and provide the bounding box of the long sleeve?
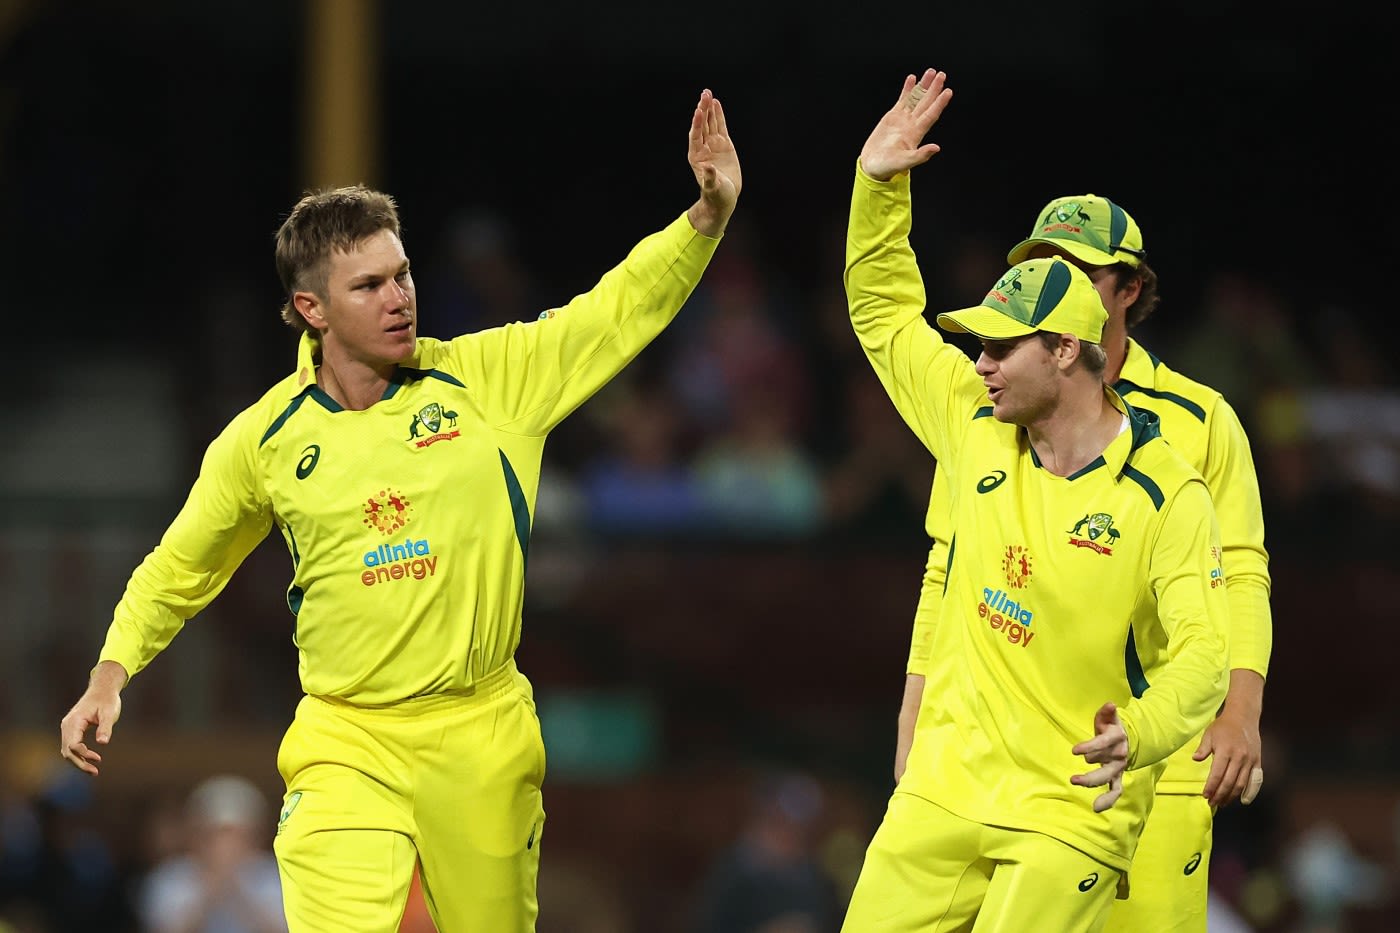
[844,164,985,463]
[1120,480,1230,767]
[99,411,273,678]
[1203,398,1272,676]
[447,212,721,436]
[907,468,953,675]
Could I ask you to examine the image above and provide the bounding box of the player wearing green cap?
[840,68,1230,932]
[893,167,1271,933]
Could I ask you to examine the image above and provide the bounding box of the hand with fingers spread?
[858,68,954,182]
[1071,702,1130,813]
[686,88,742,238]
[1195,701,1264,806]
[59,659,128,776]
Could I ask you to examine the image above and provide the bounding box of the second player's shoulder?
[1118,339,1228,425]
[1111,404,1209,508]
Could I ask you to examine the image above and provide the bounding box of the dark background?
[1,2,1394,932]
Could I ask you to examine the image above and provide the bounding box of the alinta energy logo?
[364,489,413,535]
[1067,512,1120,555]
[360,489,439,586]
[977,584,1036,649]
[1002,544,1032,589]
[407,401,461,448]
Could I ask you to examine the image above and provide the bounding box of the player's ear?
[1057,334,1081,371]
[294,290,327,331]
[1118,272,1143,306]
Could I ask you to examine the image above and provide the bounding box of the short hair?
[274,185,402,332]
[1117,259,1160,329]
[1037,331,1108,376]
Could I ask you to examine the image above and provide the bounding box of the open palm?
[689,89,742,211]
[860,69,953,182]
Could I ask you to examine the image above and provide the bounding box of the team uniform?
[96,213,721,931]
[909,296,1272,933]
[1103,340,1272,931]
[841,166,1229,932]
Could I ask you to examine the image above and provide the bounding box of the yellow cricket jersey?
[1113,339,1271,791]
[99,213,719,705]
[847,166,1229,871]
[908,318,1272,799]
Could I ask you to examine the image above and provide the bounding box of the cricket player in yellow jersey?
[895,192,1272,933]
[58,89,742,932]
[839,69,1229,932]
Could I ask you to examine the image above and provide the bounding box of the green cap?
[1006,194,1145,268]
[936,258,1107,343]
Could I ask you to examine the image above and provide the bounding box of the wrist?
[89,659,129,692]
[686,200,729,239]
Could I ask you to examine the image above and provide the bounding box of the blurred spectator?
[138,775,285,933]
[579,385,706,535]
[1298,307,1400,525]
[536,857,632,933]
[419,208,545,336]
[689,771,841,933]
[0,768,131,933]
[1171,270,1319,428]
[693,391,824,538]
[667,236,809,439]
[1284,822,1391,931]
[820,372,932,544]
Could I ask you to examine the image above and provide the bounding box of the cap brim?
[1006,236,1118,267]
[936,307,1038,340]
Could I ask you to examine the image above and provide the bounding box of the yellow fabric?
[847,165,1228,871]
[97,212,719,704]
[1102,794,1213,933]
[909,315,1272,797]
[1116,339,1273,792]
[842,793,1121,932]
[273,662,545,931]
[906,467,951,676]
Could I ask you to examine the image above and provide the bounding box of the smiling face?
[294,228,417,369]
[974,332,1062,425]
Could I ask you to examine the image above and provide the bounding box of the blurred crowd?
[4,206,1398,933]
[411,207,1400,559]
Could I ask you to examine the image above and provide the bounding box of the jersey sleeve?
[907,467,953,676]
[1119,480,1230,767]
[1202,397,1272,677]
[447,212,720,435]
[98,410,273,678]
[844,164,985,462]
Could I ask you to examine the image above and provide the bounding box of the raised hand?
[687,89,741,238]
[859,68,954,182]
[1071,701,1130,812]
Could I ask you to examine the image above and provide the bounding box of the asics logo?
[1184,852,1202,875]
[1078,872,1099,892]
[296,445,321,479]
[977,470,1007,493]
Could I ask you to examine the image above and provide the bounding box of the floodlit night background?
[1,2,1392,931]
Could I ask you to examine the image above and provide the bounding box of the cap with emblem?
[1006,194,1145,268]
[936,258,1107,343]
